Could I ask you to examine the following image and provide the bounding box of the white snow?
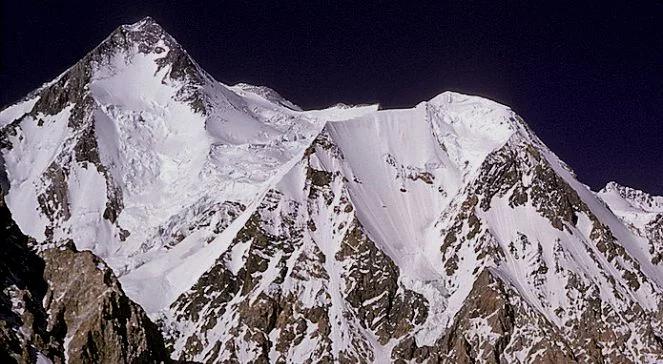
[1,106,73,242]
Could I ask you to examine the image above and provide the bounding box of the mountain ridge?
[1,17,662,363]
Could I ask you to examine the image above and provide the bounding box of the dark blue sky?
[2,1,661,194]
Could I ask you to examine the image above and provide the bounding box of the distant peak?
[600,181,663,212]
[600,181,642,196]
[602,181,623,192]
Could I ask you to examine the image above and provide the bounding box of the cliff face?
[41,247,170,363]
[0,191,169,363]
[0,190,57,363]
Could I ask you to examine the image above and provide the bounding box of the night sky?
[2,1,661,194]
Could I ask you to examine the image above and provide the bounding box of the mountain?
[1,17,662,363]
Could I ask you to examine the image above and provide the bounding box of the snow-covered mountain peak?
[121,15,161,31]
[429,90,508,109]
[600,181,663,214]
[114,16,166,40]
[428,91,518,124]
[109,16,187,58]
[0,16,382,312]
[425,90,530,151]
[597,182,663,270]
[3,17,663,363]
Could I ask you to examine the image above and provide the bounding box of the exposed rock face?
[435,137,663,362]
[392,269,576,363]
[41,247,170,363]
[336,222,428,345]
[2,17,663,363]
[0,192,60,363]
[0,191,170,363]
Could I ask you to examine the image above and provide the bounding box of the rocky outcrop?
[0,190,170,363]
[0,191,61,363]
[336,222,428,344]
[41,246,170,363]
[391,269,576,363]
